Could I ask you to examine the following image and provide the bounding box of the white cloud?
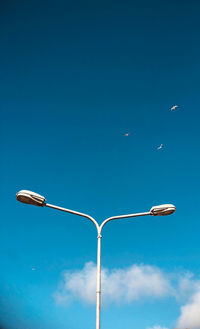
[54,262,173,306]
[54,262,200,328]
[176,272,200,299]
[146,326,168,329]
[176,290,200,329]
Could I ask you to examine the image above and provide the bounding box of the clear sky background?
[1,1,200,329]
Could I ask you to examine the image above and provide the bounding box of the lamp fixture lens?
[150,204,176,216]
[16,190,46,207]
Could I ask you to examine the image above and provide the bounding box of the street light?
[16,190,46,207]
[150,204,176,216]
[16,190,176,329]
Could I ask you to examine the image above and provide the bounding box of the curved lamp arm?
[45,203,99,232]
[99,211,151,233]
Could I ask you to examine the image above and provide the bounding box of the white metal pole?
[96,232,102,329]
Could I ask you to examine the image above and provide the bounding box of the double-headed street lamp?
[16,189,176,329]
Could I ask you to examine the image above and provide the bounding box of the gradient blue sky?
[1,1,200,328]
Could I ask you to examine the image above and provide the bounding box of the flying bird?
[123,132,131,137]
[170,105,179,111]
[157,144,163,150]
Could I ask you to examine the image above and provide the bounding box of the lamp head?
[150,204,176,216]
[16,190,46,207]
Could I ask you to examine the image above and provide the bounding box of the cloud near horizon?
[54,261,200,328]
[176,290,200,329]
[54,261,173,306]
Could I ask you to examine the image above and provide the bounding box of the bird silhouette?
[157,144,163,150]
[170,105,179,111]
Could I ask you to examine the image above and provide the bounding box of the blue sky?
[1,0,200,328]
